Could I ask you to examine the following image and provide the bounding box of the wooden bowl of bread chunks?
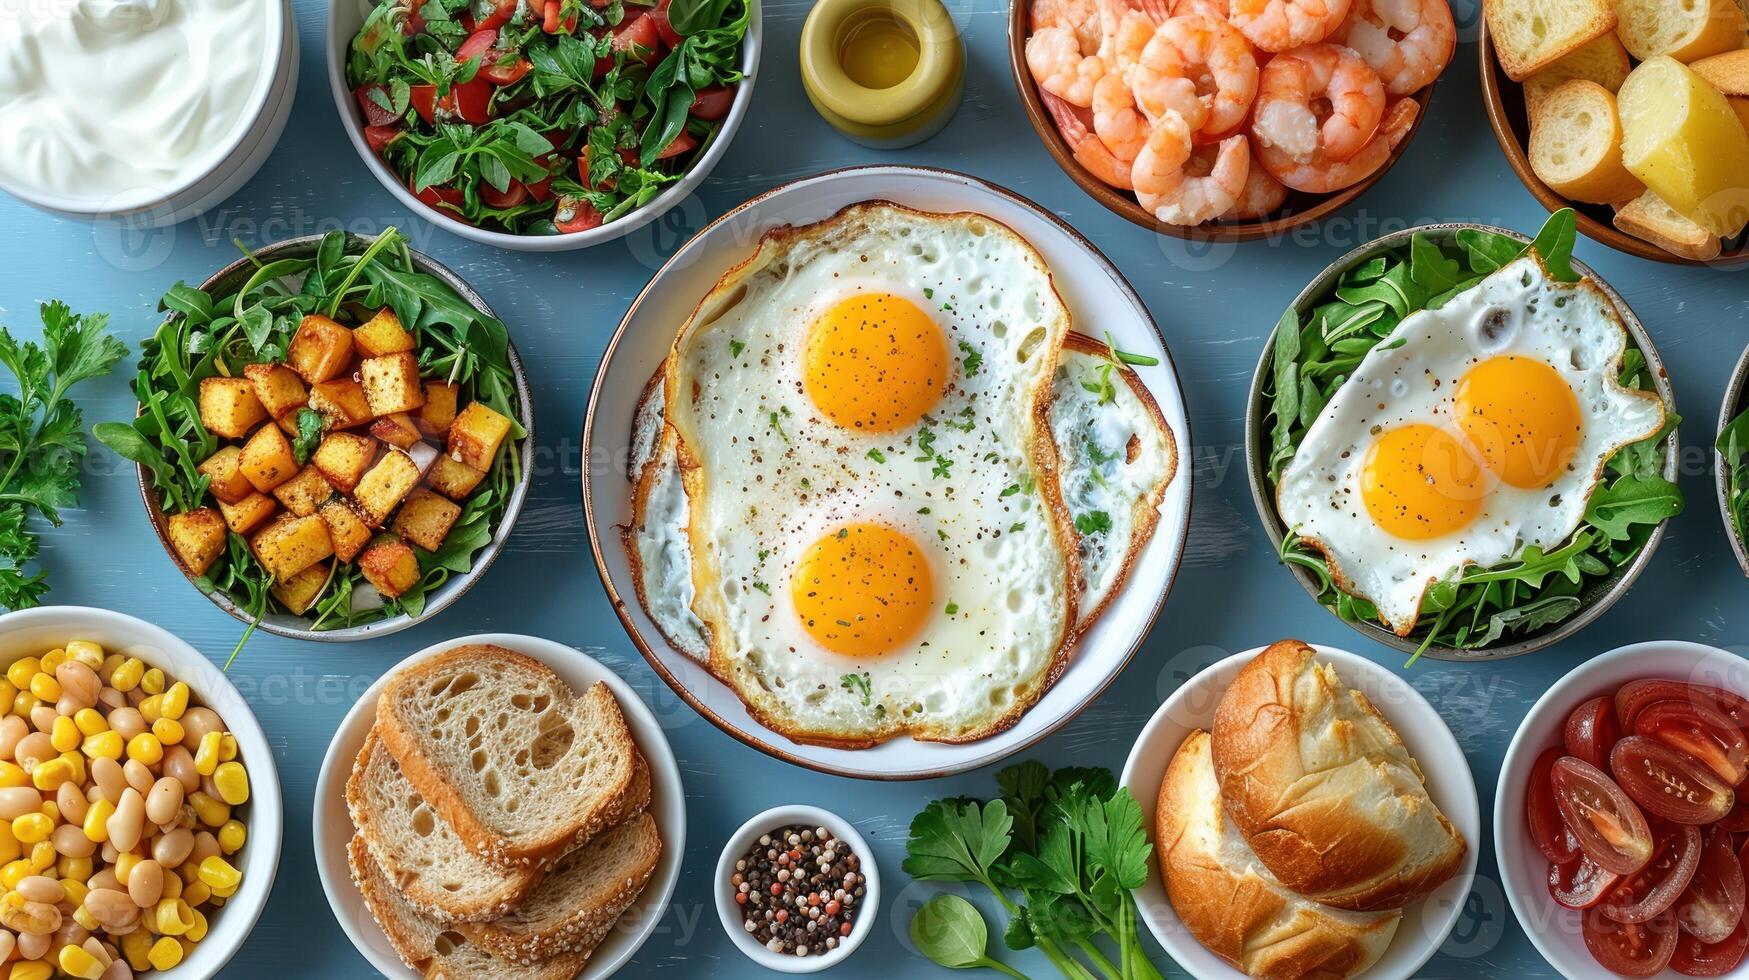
[1480,0,1749,264]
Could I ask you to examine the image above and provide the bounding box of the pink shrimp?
[1227,0,1351,52]
[1028,27,1108,107]
[1250,43,1384,163]
[1042,89,1137,189]
[1092,71,1151,161]
[1133,113,1252,224]
[1253,95,1417,193]
[1032,0,1105,53]
[1134,14,1260,141]
[1333,0,1455,96]
[1098,0,1158,74]
[1223,161,1289,218]
[1171,0,1230,17]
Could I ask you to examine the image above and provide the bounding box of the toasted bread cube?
[359,539,420,598]
[417,382,458,436]
[359,353,426,418]
[197,447,253,505]
[166,508,227,577]
[317,498,373,563]
[197,377,267,440]
[250,514,334,581]
[272,465,333,518]
[369,413,421,449]
[243,363,309,421]
[425,454,487,500]
[271,560,331,616]
[288,314,355,384]
[353,308,415,357]
[217,493,276,535]
[353,450,422,526]
[392,489,462,551]
[310,378,374,430]
[447,402,512,472]
[312,432,377,493]
[239,424,298,492]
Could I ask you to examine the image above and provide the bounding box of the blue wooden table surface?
[0,0,1743,976]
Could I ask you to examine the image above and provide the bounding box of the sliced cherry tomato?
[479,180,530,209]
[1569,695,1623,769]
[412,182,464,208]
[410,78,495,126]
[457,27,498,63]
[526,175,554,202]
[481,56,531,84]
[1674,915,1749,975]
[651,0,684,46]
[1530,746,1582,863]
[614,12,663,62]
[1604,823,1704,923]
[1586,907,1680,977]
[1613,736,1736,825]
[1721,797,1749,833]
[553,197,604,233]
[402,0,428,35]
[364,124,402,154]
[543,0,577,33]
[1554,755,1656,875]
[1639,700,1749,786]
[1680,827,1748,943]
[354,84,402,127]
[471,0,519,30]
[1555,855,1623,909]
[656,130,697,160]
[1619,680,1749,734]
[690,84,735,121]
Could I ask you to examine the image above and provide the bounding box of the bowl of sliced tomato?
[1498,640,1749,978]
[327,0,761,251]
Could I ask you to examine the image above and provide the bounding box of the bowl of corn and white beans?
[0,606,280,980]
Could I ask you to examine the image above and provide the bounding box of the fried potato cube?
[197,446,254,505]
[270,560,331,616]
[359,539,420,598]
[392,489,462,552]
[417,382,458,436]
[243,363,309,421]
[166,508,227,577]
[197,377,267,439]
[447,402,512,472]
[353,308,415,357]
[250,514,334,581]
[317,498,373,563]
[288,314,356,384]
[217,493,277,535]
[353,450,422,526]
[271,465,333,518]
[425,454,486,500]
[359,353,426,418]
[312,432,378,493]
[239,424,298,493]
[310,378,375,430]
[369,413,421,449]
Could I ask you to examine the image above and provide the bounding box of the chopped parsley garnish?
[757,549,770,561]
[867,448,886,463]
[944,602,959,615]
[1075,511,1113,535]
[913,426,954,480]
[767,411,789,443]
[1104,331,1160,366]
[923,288,934,299]
[958,341,982,377]
[1000,483,1020,498]
[837,528,849,539]
[841,672,873,705]
[918,506,931,515]
[751,581,771,594]
[1009,522,1025,533]
[730,340,746,358]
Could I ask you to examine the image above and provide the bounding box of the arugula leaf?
[1525,208,1580,282]
[1586,474,1685,540]
[290,408,324,465]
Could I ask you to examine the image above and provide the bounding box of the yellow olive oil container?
[800,0,964,148]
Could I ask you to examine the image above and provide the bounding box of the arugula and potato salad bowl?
[97,230,532,643]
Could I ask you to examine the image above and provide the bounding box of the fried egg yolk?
[804,292,948,433]
[1454,355,1583,490]
[1361,423,1490,540]
[790,522,934,657]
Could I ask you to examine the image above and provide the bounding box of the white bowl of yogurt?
[0,0,297,227]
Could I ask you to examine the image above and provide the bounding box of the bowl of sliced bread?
[314,636,683,979]
[1480,0,1749,265]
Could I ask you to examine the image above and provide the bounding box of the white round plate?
[1496,640,1749,980]
[581,164,1193,780]
[313,633,686,978]
[1119,643,1480,979]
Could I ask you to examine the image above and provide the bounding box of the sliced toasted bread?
[460,811,662,963]
[1617,0,1747,63]
[376,645,647,868]
[1529,80,1646,203]
[348,728,544,922]
[1615,189,1725,259]
[348,834,588,980]
[1692,48,1749,95]
[1485,0,1617,81]
[1523,33,1631,118]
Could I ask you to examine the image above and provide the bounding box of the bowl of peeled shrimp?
[1010,0,1452,239]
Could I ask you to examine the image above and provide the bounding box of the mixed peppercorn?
[730,824,864,957]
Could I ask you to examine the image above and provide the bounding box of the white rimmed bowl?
[580,165,1194,780]
[1119,643,1480,980]
[714,805,880,973]
[1496,640,1749,980]
[325,0,762,251]
[313,632,685,978]
[0,606,282,979]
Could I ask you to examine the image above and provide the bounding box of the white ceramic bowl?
[313,633,686,978]
[0,0,296,227]
[581,164,1194,779]
[714,805,879,973]
[325,0,762,251]
[1496,640,1749,980]
[1120,643,1481,980]
[0,606,282,979]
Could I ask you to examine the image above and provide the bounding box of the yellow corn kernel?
[72,709,106,737]
[0,859,29,889]
[125,734,162,766]
[0,762,26,790]
[110,658,143,694]
[11,813,50,845]
[65,641,103,670]
[27,841,53,873]
[9,961,52,980]
[120,930,152,970]
[81,731,122,761]
[57,854,91,883]
[151,717,184,746]
[56,752,83,786]
[138,695,163,725]
[181,880,210,907]
[188,792,229,828]
[60,877,87,907]
[196,855,240,891]
[0,682,16,715]
[147,935,183,970]
[36,802,55,824]
[57,943,105,979]
[140,668,164,696]
[160,682,189,721]
[186,908,208,942]
[0,823,18,865]
[29,757,73,792]
[72,904,98,932]
[153,898,194,936]
[26,673,59,703]
[37,650,65,674]
[212,762,249,806]
[178,861,199,885]
[5,658,38,690]
[217,820,246,855]
[81,799,113,843]
[193,733,222,776]
[159,870,180,901]
[218,733,238,762]
[10,691,35,717]
[115,850,141,885]
[48,716,78,754]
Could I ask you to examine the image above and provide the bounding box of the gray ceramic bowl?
[1244,223,1679,662]
[132,233,534,641]
[1716,344,1749,577]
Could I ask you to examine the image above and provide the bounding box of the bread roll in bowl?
[1158,730,1400,978]
[1210,640,1466,911]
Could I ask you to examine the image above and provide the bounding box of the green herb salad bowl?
[113,232,534,644]
[1714,344,1749,578]
[1244,222,1680,662]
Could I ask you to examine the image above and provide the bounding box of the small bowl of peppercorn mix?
[715,804,879,972]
